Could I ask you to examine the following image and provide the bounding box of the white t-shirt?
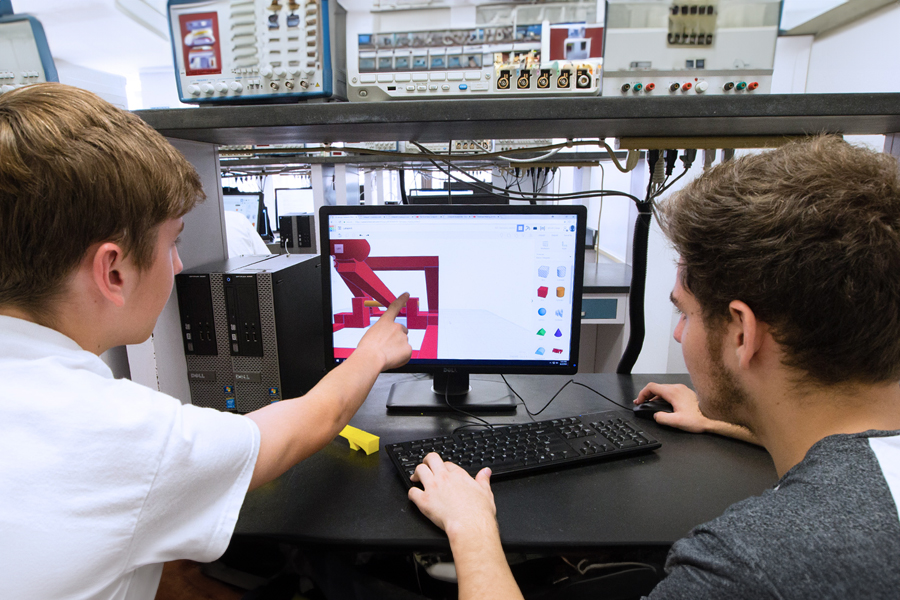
[224,210,271,257]
[0,316,261,600]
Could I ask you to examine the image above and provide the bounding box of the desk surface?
[236,373,776,551]
[583,262,631,294]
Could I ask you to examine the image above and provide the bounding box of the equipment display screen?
[178,12,222,76]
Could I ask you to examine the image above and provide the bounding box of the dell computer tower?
[279,213,317,254]
[175,254,325,413]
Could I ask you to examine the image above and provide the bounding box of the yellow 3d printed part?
[339,425,380,455]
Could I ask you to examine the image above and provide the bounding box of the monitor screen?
[223,191,263,231]
[320,204,586,412]
[275,188,315,224]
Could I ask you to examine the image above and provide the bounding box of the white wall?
[55,59,128,109]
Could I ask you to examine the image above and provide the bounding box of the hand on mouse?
[635,383,709,432]
[635,382,760,445]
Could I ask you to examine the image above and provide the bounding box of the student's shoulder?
[657,432,900,599]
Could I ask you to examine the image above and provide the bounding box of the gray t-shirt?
[650,430,900,599]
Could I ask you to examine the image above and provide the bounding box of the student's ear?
[91,242,129,308]
[728,300,765,370]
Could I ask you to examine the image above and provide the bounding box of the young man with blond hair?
[409,136,900,599]
[0,83,412,600]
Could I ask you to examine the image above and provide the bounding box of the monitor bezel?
[319,204,587,376]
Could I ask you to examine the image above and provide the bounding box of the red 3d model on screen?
[331,239,439,359]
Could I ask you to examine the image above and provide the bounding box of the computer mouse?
[633,399,674,420]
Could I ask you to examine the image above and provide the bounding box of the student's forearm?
[447,521,524,600]
[245,347,385,490]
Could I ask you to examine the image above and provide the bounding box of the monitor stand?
[386,372,517,413]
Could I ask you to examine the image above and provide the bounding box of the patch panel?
[612,74,770,96]
[602,0,779,97]
[349,21,602,101]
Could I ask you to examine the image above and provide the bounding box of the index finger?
[381,292,410,321]
[635,383,661,404]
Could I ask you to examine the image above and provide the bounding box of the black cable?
[429,157,641,204]
[501,375,635,416]
[617,202,652,375]
[409,142,643,205]
[618,149,697,374]
[441,378,495,431]
[568,381,634,410]
[664,149,678,176]
[399,169,408,204]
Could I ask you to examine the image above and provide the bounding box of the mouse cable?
[501,375,586,419]
[568,381,633,410]
[502,376,637,414]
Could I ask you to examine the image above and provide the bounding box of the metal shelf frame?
[136,94,900,146]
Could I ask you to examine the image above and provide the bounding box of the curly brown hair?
[658,135,900,386]
[0,83,204,320]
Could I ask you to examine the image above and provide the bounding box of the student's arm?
[408,454,525,600]
[635,382,760,445]
[244,294,412,491]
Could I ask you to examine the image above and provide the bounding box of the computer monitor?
[320,204,586,412]
[274,187,315,225]
[222,189,266,235]
[407,181,509,205]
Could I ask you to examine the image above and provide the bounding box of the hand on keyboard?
[408,453,497,536]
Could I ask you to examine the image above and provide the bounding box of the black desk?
[236,374,777,552]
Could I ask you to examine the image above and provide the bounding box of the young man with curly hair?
[409,136,900,599]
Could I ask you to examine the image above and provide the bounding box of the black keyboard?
[386,411,660,487]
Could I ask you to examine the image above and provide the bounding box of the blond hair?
[0,83,204,319]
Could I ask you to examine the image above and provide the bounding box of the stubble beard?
[698,327,753,429]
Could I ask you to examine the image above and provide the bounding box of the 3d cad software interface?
[327,213,579,366]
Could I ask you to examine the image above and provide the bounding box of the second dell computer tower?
[279,213,317,254]
[175,254,325,413]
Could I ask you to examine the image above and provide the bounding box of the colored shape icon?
[536,347,545,355]
[554,329,563,337]
[538,307,547,316]
[538,265,550,278]
[537,328,546,336]
[557,266,566,277]
[556,287,565,298]
[552,348,563,354]
[555,309,564,318]
[538,286,549,298]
